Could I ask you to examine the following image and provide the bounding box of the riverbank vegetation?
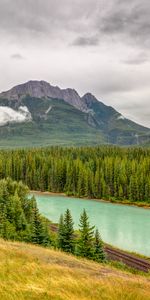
[0,178,51,245]
[57,208,105,262]
[0,178,105,264]
[0,146,149,203]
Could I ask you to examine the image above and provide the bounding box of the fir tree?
[77,209,95,259]
[57,214,65,249]
[31,198,50,246]
[0,146,149,204]
[0,178,51,244]
[93,229,105,262]
[63,209,74,253]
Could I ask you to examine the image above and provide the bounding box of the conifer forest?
[0,146,149,203]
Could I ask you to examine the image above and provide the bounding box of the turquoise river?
[33,194,150,257]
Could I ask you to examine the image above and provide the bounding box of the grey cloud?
[1,0,150,51]
[11,53,25,60]
[98,0,150,48]
[90,72,150,96]
[0,0,150,127]
[117,105,150,128]
[123,52,150,65]
[0,0,98,38]
[72,36,99,47]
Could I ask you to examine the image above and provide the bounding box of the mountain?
[0,80,149,148]
[0,80,88,112]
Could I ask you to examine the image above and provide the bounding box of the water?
[33,194,150,257]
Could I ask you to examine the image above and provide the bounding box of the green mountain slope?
[0,97,105,148]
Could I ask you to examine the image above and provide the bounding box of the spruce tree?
[77,209,95,259]
[63,209,74,253]
[57,210,74,253]
[31,198,50,246]
[57,214,65,249]
[93,229,105,262]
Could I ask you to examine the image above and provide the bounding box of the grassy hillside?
[0,239,150,300]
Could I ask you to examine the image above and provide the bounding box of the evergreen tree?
[77,209,95,259]
[0,146,149,203]
[57,210,74,253]
[31,198,50,246]
[57,214,65,249]
[63,209,74,253]
[93,229,105,262]
[0,179,52,245]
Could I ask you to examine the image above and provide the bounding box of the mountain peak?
[82,92,98,104]
[0,80,149,146]
[0,80,89,112]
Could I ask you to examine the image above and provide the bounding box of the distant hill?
[0,239,150,300]
[0,80,149,148]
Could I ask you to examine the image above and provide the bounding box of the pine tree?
[93,229,105,262]
[63,209,74,253]
[57,210,74,253]
[77,209,95,259]
[57,214,65,249]
[31,198,50,246]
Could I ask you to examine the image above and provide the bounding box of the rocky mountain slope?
[0,80,149,148]
[0,80,88,112]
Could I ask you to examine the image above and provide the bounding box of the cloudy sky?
[0,0,150,127]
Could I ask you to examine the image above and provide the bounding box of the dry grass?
[0,239,150,300]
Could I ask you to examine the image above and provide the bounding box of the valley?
[1,1,150,299]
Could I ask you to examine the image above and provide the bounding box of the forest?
[0,178,105,263]
[0,146,149,203]
[0,178,51,244]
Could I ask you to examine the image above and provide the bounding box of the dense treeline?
[0,146,150,203]
[0,178,51,245]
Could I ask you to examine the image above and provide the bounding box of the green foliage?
[0,146,149,203]
[93,229,105,262]
[77,209,95,259]
[0,178,51,245]
[57,209,74,253]
[0,178,106,264]
[31,197,51,246]
[63,209,74,253]
[57,214,65,249]
[57,209,106,263]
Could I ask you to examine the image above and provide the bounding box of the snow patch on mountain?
[45,105,52,114]
[117,114,125,120]
[0,106,32,126]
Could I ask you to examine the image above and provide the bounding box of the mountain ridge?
[0,80,89,112]
[0,80,149,148]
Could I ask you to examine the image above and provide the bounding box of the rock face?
[82,93,98,106]
[0,80,89,112]
[0,80,149,147]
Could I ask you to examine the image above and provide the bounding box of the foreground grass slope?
[0,240,150,300]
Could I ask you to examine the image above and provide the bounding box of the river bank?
[31,190,150,257]
[31,190,150,209]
